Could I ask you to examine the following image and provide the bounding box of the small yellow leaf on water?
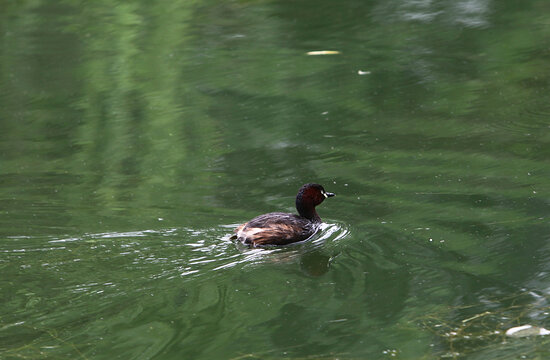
[306,50,341,55]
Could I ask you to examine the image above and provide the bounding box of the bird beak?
[324,192,335,198]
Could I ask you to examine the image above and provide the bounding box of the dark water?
[1,0,550,359]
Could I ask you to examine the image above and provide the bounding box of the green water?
[1,0,550,359]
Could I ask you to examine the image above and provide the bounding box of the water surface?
[1,0,550,359]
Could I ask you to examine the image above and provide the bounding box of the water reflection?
[2,0,550,358]
[299,250,332,276]
[375,0,490,27]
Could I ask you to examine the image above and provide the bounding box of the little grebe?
[233,183,335,247]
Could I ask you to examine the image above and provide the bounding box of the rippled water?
[2,223,351,358]
[2,0,550,359]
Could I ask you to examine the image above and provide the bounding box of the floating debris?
[505,325,550,338]
[306,50,341,56]
[462,311,491,323]
[357,70,371,75]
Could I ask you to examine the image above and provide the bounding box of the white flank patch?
[237,227,264,240]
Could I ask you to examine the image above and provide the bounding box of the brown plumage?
[232,183,335,247]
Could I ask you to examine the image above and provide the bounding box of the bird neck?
[296,202,321,222]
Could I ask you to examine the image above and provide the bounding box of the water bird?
[232,183,335,247]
